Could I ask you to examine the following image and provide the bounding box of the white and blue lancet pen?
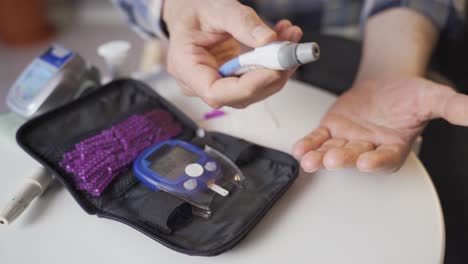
[218,41,320,77]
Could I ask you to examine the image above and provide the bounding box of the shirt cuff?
[112,0,169,41]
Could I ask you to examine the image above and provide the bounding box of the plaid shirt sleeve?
[363,0,465,37]
[114,0,465,40]
[112,0,168,40]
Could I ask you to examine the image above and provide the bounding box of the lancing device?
[218,41,320,77]
[0,169,52,225]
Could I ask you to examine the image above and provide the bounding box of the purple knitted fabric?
[59,109,182,196]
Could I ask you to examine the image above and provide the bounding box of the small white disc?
[183,179,197,190]
[204,161,217,172]
[185,163,204,177]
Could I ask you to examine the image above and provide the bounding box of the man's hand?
[293,77,468,173]
[293,8,468,173]
[163,0,302,109]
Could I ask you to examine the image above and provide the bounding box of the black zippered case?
[15,79,299,256]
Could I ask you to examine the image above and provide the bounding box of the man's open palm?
[293,77,468,173]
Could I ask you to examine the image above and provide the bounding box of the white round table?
[0,74,444,264]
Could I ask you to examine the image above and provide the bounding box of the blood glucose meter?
[134,140,229,202]
[6,44,100,118]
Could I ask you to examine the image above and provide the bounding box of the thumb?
[210,3,276,47]
[431,85,468,126]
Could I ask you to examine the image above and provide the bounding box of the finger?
[213,45,242,66]
[356,144,409,173]
[292,127,331,159]
[278,26,303,42]
[167,44,220,100]
[217,52,241,65]
[209,38,241,63]
[208,3,276,47]
[194,68,283,108]
[431,87,468,126]
[290,26,303,42]
[274,19,292,32]
[299,138,347,173]
[181,30,231,48]
[175,80,196,96]
[273,19,302,43]
[317,138,348,151]
[227,74,288,108]
[323,141,375,170]
[300,150,325,173]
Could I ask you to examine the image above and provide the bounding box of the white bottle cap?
[295,42,320,64]
[97,40,131,79]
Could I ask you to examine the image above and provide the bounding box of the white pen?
[0,168,53,225]
[218,41,320,77]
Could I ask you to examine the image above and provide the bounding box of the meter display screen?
[13,45,73,103]
[15,59,58,101]
[146,145,201,180]
[6,44,76,117]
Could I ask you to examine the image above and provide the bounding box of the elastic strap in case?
[139,191,193,234]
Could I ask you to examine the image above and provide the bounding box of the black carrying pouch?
[16,79,299,256]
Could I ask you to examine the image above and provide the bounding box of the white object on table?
[0,74,444,264]
[0,168,52,225]
[97,40,131,79]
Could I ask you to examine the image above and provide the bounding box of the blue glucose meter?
[133,140,229,199]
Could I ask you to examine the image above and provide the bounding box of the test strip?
[207,182,229,197]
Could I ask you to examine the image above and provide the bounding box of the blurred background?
[0,0,144,112]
